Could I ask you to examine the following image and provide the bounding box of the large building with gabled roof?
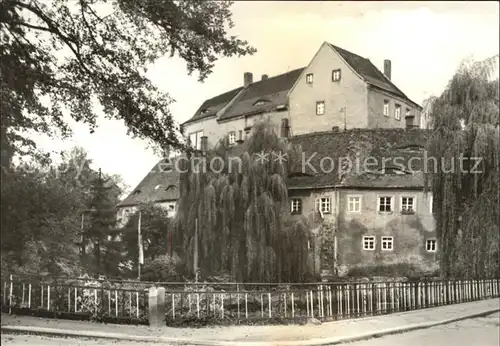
[181,41,422,150]
[118,42,437,277]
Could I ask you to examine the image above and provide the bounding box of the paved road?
[0,334,181,345]
[349,312,500,346]
[2,313,499,345]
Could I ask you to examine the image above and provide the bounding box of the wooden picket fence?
[1,276,499,324]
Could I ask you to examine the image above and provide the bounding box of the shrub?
[77,275,104,321]
[141,255,181,282]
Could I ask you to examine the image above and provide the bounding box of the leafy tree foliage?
[0,0,255,169]
[425,56,499,278]
[121,204,173,268]
[0,147,123,278]
[174,122,313,282]
[141,255,181,282]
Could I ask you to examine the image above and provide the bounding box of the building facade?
[286,128,437,276]
[181,42,422,149]
[119,43,436,277]
[116,159,179,227]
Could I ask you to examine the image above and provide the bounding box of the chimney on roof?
[280,118,290,138]
[200,136,208,153]
[261,74,269,81]
[384,59,392,80]
[244,72,253,87]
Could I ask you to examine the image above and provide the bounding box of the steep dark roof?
[117,159,180,207]
[184,43,421,128]
[289,128,431,190]
[182,87,243,125]
[218,68,305,121]
[328,43,422,110]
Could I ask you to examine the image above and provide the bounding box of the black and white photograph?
[1,1,499,345]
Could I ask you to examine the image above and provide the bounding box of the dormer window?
[200,109,209,114]
[332,69,341,82]
[306,73,314,84]
[397,145,425,152]
[253,99,269,107]
[378,166,409,175]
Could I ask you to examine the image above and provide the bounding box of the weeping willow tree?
[425,55,500,279]
[173,122,312,282]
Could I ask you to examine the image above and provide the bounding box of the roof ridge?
[248,67,306,86]
[205,86,243,101]
[292,127,422,138]
[327,43,366,60]
[327,42,421,109]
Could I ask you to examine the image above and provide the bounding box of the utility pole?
[95,168,102,277]
[194,218,199,282]
[138,210,143,281]
[80,213,85,257]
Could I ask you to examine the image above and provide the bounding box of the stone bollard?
[148,286,166,327]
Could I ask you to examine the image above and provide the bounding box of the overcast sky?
[33,1,499,193]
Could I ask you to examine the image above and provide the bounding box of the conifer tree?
[87,168,118,276]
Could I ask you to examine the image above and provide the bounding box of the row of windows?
[306,69,341,85]
[290,195,433,214]
[317,101,412,118]
[362,236,437,252]
[187,130,239,148]
[384,100,412,120]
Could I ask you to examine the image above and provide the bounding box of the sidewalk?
[2,299,499,345]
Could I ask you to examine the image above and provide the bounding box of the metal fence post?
[28,283,31,309]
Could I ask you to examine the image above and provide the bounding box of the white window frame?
[188,130,204,150]
[362,236,376,251]
[395,104,401,120]
[381,236,394,251]
[383,100,389,116]
[400,196,417,213]
[290,199,302,214]
[332,69,341,82]
[228,131,236,145]
[306,73,314,84]
[315,197,331,214]
[316,101,325,115]
[426,239,437,252]
[347,195,362,213]
[378,195,394,213]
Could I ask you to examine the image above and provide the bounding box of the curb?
[2,309,499,346]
